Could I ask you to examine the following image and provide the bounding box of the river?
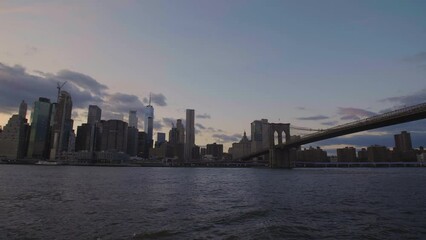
[1,165,425,239]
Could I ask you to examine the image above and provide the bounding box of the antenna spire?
[149,92,152,106]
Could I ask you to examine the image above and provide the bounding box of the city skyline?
[1,0,426,151]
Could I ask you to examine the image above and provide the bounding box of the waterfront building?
[367,145,390,162]
[99,120,128,152]
[185,109,195,162]
[75,124,91,151]
[192,145,200,160]
[206,143,224,160]
[250,119,270,153]
[337,147,357,162]
[127,127,138,156]
[155,132,166,148]
[50,91,73,160]
[129,110,138,128]
[229,131,251,160]
[27,97,52,159]
[297,147,328,162]
[87,105,102,125]
[176,119,185,144]
[394,131,412,152]
[169,127,179,145]
[0,101,29,159]
[357,148,368,162]
[137,131,147,157]
[144,97,154,149]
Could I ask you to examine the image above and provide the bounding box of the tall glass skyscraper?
[27,97,52,159]
[185,109,195,162]
[129,110,138,128]
[50,91,73,160]
[144,100,154,149]
[87,105,102,125]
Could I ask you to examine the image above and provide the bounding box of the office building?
[0,101,29,159]
[155,132,166,148]
[144,98,154,149]
[297,147,328,162]
[229,131,251,160]
[357,148,368,162]
[169,127,179,145]
[394,131,412,152]
[137,131,147,157]
[251,119,270,153]
[367,145,390,162]
[129,110,138,128]
[337,147,357,162]
[27,98,52,159]
[185,109,195,162]
[206,143,224,160]
[87,105,102,125]
[176,119,185,144]
[50,91,73,160]
[99,120,128,152]
[127,126,138,156]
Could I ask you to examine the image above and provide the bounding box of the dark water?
[1,165,426,239]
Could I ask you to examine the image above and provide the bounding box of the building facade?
[50,91,73,160]
[99,120,128,152]
[185,109,195,162]
[0,101,29,159]
[129,110,138,128]
[27,98,52,159]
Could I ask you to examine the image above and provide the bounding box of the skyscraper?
[19,100,27,119]
[155,132,166,148]
[176,119,185,144]
[394,131,413,152]
[27,97,52,159]
[87,105,102,125]
[251,119,270,153]
[144,97,154,149]
[0,101,29,159]
[185,109,195,162]
[99,120,128,152]
[129,110,138,128]
[50,91,73,160]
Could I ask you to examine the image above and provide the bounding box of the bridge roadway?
[242,102,426,160]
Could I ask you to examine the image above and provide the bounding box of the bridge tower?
[268,123,296,168]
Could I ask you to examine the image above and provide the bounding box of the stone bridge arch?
[268,123,291,147]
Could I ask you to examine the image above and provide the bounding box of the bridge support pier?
[269,148,296,168]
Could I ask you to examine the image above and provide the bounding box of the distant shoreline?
[1,160,425,168]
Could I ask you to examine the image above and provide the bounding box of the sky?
[0,0,425,152]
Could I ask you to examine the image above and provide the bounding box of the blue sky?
[0,0,425,151]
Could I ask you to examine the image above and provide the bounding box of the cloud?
[162,117,177,127]
[321,121,339,126]
[297,115,329,121]
[143,93,167,106]
[0,62,149,121]
[403,52,426,64]
[195,123,206,130]
[153,120,164,131]
[212,133,242,143]
[381,88,426,106]
[56,70,108,95]
[196,113,211,119]
[337,107,376,121]
[296,107,306,111]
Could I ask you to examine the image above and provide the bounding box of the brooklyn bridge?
[240,102,426,168]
